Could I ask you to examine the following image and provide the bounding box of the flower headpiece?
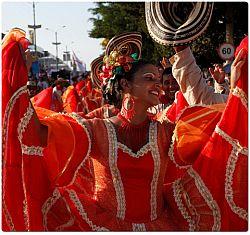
[99,49,139,85]
[90,32,142,89]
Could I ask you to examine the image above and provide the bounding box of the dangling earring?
[120,96,135,121]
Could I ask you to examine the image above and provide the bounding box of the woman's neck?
[120,101,148,125]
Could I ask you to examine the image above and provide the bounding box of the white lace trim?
[225,148,248,220]
[172,179,196,231]
[216,123,248,220]
[156,105,173,124]
[168,131,191,169]
[149,121,161,220]
[2,86,28,162]
[105,120,126,220]
[42,188,61,231]
[232,86,248,111]
[187,168,221,231]
[67,189,109,231]
[132,223,146,231]
[17,103,34,142]
[117,142,151,158]
[215,126,248,155]
[2,85,28,231]
[21,144,44,156]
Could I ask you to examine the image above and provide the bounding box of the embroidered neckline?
[108,119,153,158]
[117,142,151,158]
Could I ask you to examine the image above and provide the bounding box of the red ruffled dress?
[2,30,247,231]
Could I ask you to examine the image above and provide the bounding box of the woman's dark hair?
[102,60,150,108]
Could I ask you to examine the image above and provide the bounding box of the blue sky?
[2,1,103,70]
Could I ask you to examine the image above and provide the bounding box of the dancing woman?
[2,29,247,231]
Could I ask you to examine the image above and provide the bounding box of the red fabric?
[75,80,86,95]
[31,87,53,110]
[234,36,248,95]
[2,31,247,231]
[166,91,189,122]
[167,36,248,231]
[31,87,64,112]
[117,150,153,222]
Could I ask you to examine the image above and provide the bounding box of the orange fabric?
[174,104,225,164]
[2,29,248,231]
[62,85,84,113]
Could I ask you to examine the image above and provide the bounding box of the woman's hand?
[209,64,225,84]
[230,48,247,90]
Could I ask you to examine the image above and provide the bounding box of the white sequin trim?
[105,120,126,220]
[21,144,44,156]
[67,189,109,231]
[187,168,221,231]
[17,103,34,142]
[2,86,28,162]
[232,86,248,111]
[215,126,248,155]
[17,102,44,157]
[172,179,196,231]
[2,85,28,231]
[168,131,191,169]
[117,142,151,158]
[132,223,146,231]
[149,122,161,220]
[225,148,248,220]
[42,189,61,231]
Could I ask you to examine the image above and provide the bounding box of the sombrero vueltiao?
[90,56,104,89]
[145,2,214,46]
[91,32,142,89]
[105,32,142,58]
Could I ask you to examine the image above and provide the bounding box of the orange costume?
[62,85,85,113]
[2,30,247,231]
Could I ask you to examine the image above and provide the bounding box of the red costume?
[2,30,247,231]
[31,87,64,112]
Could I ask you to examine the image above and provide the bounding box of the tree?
[88,2,247,67]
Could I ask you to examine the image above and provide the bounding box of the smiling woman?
[2,30,247,231]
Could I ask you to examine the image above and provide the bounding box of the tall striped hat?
[91,32,142,89]
[145,2,214,46]
[90,56,104,89]
[105,32,142,58]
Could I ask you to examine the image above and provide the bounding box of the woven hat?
[105,32,142,58]
[145,2,214,46]
[91,32,143,89]
[90,56,104,89]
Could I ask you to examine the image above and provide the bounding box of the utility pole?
[46,26,65,71]
[28,2,41,57]
[52,32,61,71]
[63,45,71,68]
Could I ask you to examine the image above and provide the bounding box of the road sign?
[218,43,235,60]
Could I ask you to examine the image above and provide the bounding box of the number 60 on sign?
[218,43,235,60]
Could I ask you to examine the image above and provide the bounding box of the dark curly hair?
[102,60,151,108]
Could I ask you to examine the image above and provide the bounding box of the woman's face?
[129,64,162,107]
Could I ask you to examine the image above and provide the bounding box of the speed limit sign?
[218,43,235,60]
